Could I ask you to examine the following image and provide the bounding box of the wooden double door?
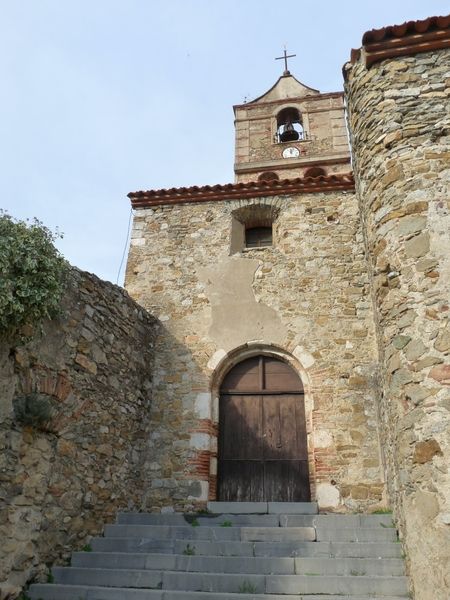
[218,355,310,502]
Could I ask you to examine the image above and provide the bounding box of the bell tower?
[233,52,351,183]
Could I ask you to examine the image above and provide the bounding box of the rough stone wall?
[345,50,450,599]
[0,268,155,595]
[125,191,384,512]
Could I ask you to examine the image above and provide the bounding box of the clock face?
[282,146,300,159]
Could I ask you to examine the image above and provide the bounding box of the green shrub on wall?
[0,212,67,338]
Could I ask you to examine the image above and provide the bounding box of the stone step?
[279,514,395,528]
[91,538,175,553]
[91,537,403,558]
[316,527,397,542]
[103,524,317,542]
[117,512,394,529]
[117,513,192,526]
[29,584,410,600]
[117,513,280,527]
[72,552,296,574]
[29,506,407,600]
[266,574,408,596]
[206,501,318,514]
[51,568,409,596]
[71,552,405,576]
[294,557,405,576]
[104,523,397,543]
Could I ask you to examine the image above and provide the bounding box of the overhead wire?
[116,207,134,285]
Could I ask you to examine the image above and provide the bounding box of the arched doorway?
[218,355,311,502]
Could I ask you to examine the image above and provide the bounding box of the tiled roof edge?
[349,14,450,69]
[128,174,355,208]
[362,14,450,44]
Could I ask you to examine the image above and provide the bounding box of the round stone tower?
[344,16,450,600]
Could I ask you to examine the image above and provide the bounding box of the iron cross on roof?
[275,47,296,75]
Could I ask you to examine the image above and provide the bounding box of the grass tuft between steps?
[238,580,258,593]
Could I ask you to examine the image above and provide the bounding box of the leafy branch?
[0,212,68,338]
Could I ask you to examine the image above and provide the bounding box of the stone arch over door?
[208,344,315,502]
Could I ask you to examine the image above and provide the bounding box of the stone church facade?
[125,74,383,511]
[125,15,450,597]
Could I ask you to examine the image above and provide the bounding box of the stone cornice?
[233,91,344,113]
[128,174,355,208]
[234,155,351,175]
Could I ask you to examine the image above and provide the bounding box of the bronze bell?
[279,120,300,142]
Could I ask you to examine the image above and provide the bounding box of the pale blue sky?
[1,1,449,283]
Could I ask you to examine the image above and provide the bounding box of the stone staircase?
[29,502,409,599]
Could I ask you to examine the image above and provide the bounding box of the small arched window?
[245,226,273,248]
[230,204,278,254]
[258,171,279,182]
[276,107,304,143]
[304,166,326,178]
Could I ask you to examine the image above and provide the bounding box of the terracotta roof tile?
[128,173,355,208]
[349,14,450,68]
[362,14,450,44]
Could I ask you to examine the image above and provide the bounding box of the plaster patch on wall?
[293,345,316,369]
[188,479,209,501]
[190,432,210,451]
[290,317,313,340]
[211,395,219,425]
[314,430,334,449]
[411,490,439,521]
[199,258,287,351]
[207,349,227,370]
[130,238,146,246]
[317,483,341,509]
[194,393,211,419]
